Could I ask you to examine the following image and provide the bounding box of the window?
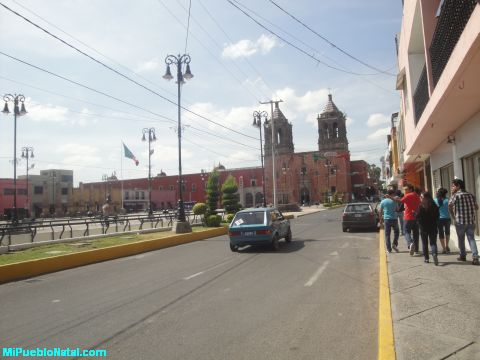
[141,191,145,200]
[135,191,140,200]
[250,179,257,187]
[169,185,175,191]
[61,175,73,182]
[34,186,43,195]
[159,185,164,191]
[191,183,196,192]
[3,188,14,195]
[124,191,129,200]
[61,188,68,195]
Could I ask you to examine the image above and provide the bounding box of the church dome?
[321,94,340,114]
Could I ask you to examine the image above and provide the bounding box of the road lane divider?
[378,228,396,359]
[304,260,329,287]
[0,227,228,284]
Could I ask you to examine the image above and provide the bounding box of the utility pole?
[260,99,283,207]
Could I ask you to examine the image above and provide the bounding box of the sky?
[0,0,403,186]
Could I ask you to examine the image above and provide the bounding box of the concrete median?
[0,227,228,284]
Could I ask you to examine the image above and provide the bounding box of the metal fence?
[0,211,204,247]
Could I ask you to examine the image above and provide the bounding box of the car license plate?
[354,214,362,217]
[243,231,255,236]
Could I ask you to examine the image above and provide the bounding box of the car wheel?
[271,234,280,251]
[230,243,239,252]
[285,228,292,243]
[342,227,347,232]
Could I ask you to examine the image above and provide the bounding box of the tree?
[205,170,220,216]
[221,175,241,214]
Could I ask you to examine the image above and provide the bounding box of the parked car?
[228,207,292,251]
[341,202,378,232]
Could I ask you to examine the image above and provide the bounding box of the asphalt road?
[0,208,379,360]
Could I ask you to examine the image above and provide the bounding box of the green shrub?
[225,213,235,223]
[205,215,222,227]
[323,202,332,208]
[192,202,207,215]
[221,175,241,214]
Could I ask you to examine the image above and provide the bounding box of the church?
[263,94,373,205]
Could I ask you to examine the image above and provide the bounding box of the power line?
[156,0,265,102]
[0,1,258,140]
[198,0,277,95]
[0,74,259,151]
[267,0,395,76]
[227,0,386,77]
[184,0,192,54]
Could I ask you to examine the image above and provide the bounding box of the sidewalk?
[385,228,480,359]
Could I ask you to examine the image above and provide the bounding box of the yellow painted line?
[378,228,396,359]
[0,227,228,284]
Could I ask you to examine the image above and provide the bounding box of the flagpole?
[121,141,124,211]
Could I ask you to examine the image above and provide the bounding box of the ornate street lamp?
[2,94,27,225]
[142,127,156,216]
[163,54,193,233]
[21,146,34,217]
[253,111,268,207]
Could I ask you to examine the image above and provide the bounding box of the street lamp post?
[21,147,34,217]
[2,94,27,225]
[300,166,307,205]
[102,174,109,203]
[163,54,193,233]
[252,111,267,207]
[142,127,156,216]
[51,171,57,216]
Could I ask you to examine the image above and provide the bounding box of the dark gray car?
[341,202,378,232]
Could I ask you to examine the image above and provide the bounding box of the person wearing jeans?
[380,189,399,252]
[416,192,440,265]
[449,179,479,265]
[389,184,421,255]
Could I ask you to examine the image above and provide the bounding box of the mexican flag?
[123,143,139,166]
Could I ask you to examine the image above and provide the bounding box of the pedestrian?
[379,189,399,253]
[448,179,479,265]
[434,187,451,254]
[388,184,421,256]
[416,192,439,265]
[395,189,405,235]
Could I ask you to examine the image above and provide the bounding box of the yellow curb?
[378,227,396,359]
[0,227,228,284]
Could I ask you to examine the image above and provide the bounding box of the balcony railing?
[430,0,478,87]
[413,65,429,124]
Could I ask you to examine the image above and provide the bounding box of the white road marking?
[329,251,339,256]
[183,271,204,280]
[183,258,235,281]
[304,260,330,287]
[52,299,60,303]
[340,242,350,248]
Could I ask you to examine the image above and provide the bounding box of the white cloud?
[367,113,389,127]
[57,143,102,167]
[135,58,161,73]
[28,102,69,123]
[367,127,390,140]
[222,34,278,59]
[346,117,355,127]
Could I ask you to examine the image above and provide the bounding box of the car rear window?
[232,211,266,225]
[345,204,371,213]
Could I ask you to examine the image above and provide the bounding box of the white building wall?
[431,111,480,172]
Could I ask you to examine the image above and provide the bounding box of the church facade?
[263,95,373,205]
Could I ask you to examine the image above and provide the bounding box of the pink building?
[395,0,480,232]
[0,178,28,219]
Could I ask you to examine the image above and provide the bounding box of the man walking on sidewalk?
[380,189,399,253]
[449,179,479,265]
[388,184,420,256]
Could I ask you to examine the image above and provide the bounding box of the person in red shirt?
[388,184,421,255]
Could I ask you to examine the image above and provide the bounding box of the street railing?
[0,211,204,247]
